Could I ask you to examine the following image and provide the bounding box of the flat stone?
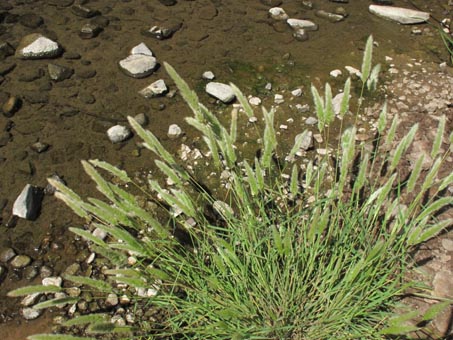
[130,42,153,56]
[31,142,49,153]
[330,69,342,78]
[21,293,41,307]
[133,113,148,126]
[293,28,309,41]
[12,184,43,220]
[205,82,235,103]
[299,130,313,150]
[15,33,62,59]
[105,293,119,307]
[139,79,168,98]
[119,54,157,78]
[107,125,131,143]
[11,255,32,268]
[48,63,73,81]
[315,10,345,22]
[287,18,318,31]
[369,5,429,24]
[432,270,452,298]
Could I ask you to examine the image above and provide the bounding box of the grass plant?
[9,37,453,340]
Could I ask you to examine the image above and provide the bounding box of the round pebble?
[11,255,32,268]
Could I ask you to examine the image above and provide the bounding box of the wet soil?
[0,0,452,339]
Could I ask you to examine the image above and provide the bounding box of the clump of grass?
[10,36,453,340]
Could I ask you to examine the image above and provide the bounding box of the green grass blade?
[421,301,451,321]
[69,227,108,248]
[410,219,453,246]
[64,275,113,293]
[33,297,79,309]
[62,314,109,327]
[290,164,299,197]
[230,108,238,143]
[88,159,131,183]
[288,131,308,161]
[389,124,418,172]
[164,62,202,120]
[128,116,176,165]
[311,85,325,132]
[230,83,254,118]
[431,115,445,159]
[244,160,259,196]
[377,102,387,134]
[361,35,373,84]
[406,155,424,193]
[385,115,399,146]
[28,335,96,340]
[324,83,334,125]
[339,77,351,118]
[8,285,62,297]
[366,63,381,92]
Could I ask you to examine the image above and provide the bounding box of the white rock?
[107,125,132,143]
[295,103,310,113]
[21,308,42,320]
[269,7,288,21]
[279,124,288,130]
[130,42,153,56]
[167,124,182,139]
[202,71,215,80]
[205,82,235,103]
[12,184,43,220]
[287,18,318,31]
[213,200,234,217]
[248,96,261,106]
[345,66,362,78]
[330,69,342,78]
[42,276,63,287]
[139,79,168,98]
[15,33,61,59]
[369,5,429,24]
[119,54,157,78]
[274,94,284,104]
[291,88,302,97]
[21,293,41,307]
[332,92,350,115]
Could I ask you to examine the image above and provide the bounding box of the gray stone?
[12,184,43,220]
[0,248,16,263]
[206,82,235,103]
[299,131,313,150]
[71,4,99,18]
[79,23,103,39]
[305,117,318,125]
[441,238,453,252]
[315,10,345,22]
[107,125,132,143]
[0,42,15,59]
[105,293,119,307]
[167,124,182,139]
[130,43,153,56]
[11,255,32,268]
[369,5,429,24]
[293,28,309,41]
[2,96,20,117]
[44,174,65,195]
[15,34,62,59]
[21,307,43,320]
[139,79,168,98]
[119,54,157,78]
[133,113,148,126]
[48,63,74,81]
[287,18,318,31]
[432,270,452,298]
[31,142,49,153]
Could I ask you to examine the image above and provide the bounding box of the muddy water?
[0,0,451,338]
